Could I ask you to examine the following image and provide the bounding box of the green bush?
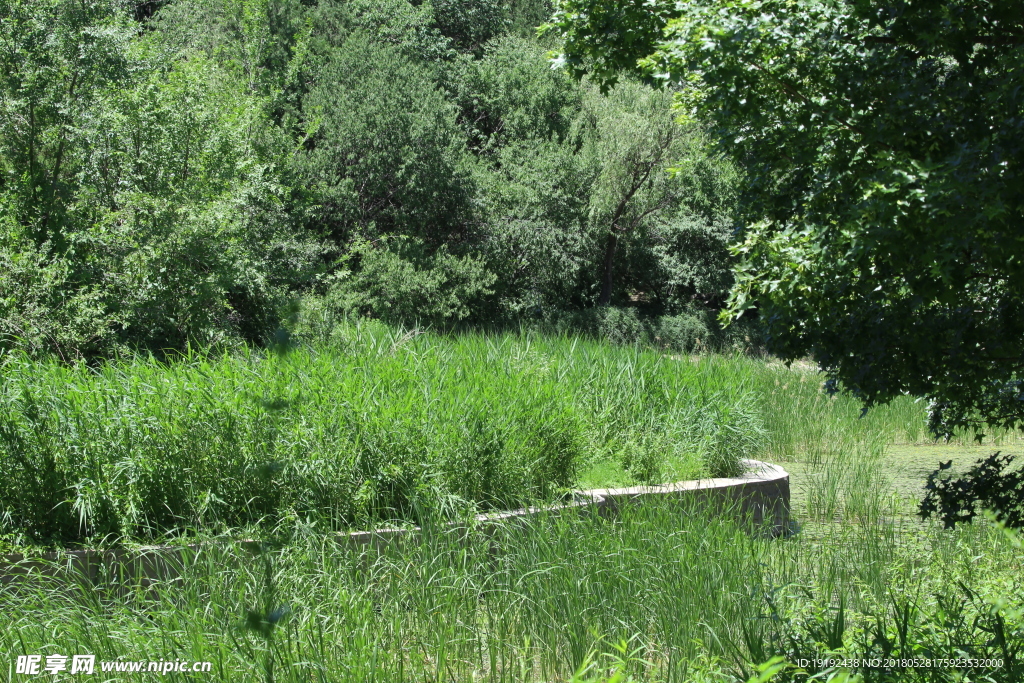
[0,231,113,359]
[653,312,711,352]
[431,0,509,53]
[323,235,496,327]
[597,307,648,346]
[0,0,320,358]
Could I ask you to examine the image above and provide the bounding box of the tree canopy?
[0,0,749,359]
[546,0,1024,437]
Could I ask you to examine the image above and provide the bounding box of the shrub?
[325,235,496,327]
[653,311,712,352]
[0,4,320,358]
[597,307,647,346]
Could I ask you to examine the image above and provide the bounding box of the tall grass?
[1,493,1019,682]
[2,326,1022,681]
[1,322,774,548]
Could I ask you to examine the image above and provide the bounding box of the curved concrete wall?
[0,459,789,586]
[589,458,790,531]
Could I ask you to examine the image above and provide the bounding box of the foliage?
[308,0,457,68]
[322,235,496,327]
[584,81,684,305]
[456,33,582,152]
[0,0,135,246]
[0,0,320,357]
[431,0,509,54]
[919,452,1024,529]
[545,0,1024,438]
[0,0,748,354]
[472,67,740,315]
[475,135,601,312]
[542,0,679,90]
[294,30,475,246]
[0,230,112,360]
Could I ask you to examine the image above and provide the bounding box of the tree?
[0,0,320,357]
[586,82,679,306]
[294,31,475,247]
[546,0,1024,437]
[0,0,134,248]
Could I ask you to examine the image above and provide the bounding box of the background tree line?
[0,0,751,359]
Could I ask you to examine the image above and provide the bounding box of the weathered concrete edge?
[590,458,790,530]
[0,459,789,583]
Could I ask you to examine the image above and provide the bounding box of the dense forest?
[0,0,748,360]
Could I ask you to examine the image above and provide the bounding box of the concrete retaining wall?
[0,459,789,587]
[590,458,790,530]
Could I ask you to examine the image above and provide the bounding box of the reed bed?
[2,321,773,548]
[2,326,1021,682]
[2,491,1019,682]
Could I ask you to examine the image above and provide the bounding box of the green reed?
[2,325,1022,681]
[1,490,1019,682]
[2,322,771,547]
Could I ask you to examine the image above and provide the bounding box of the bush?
[653,311,712,352]
[0,232,113,360]
[597,307,647,346]
[0,4,320,358]
[323,235,496,327]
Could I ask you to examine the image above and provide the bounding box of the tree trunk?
[599,230,617,306]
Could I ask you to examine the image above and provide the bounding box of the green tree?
[294,31,475,247]
[0,0,134,247]
[0,0,319,357]
[456,33,582,152]
[477,135,601,313]
[547,0,1024,436]
[431,0,509,54]
[471,54,737,315]
[584,82,682,306]
[0,0,135,356]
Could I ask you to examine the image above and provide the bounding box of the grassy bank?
[2,322,776,548]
